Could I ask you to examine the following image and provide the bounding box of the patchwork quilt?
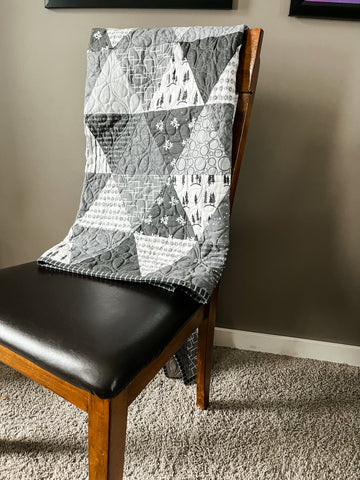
[38,25,248,383]
[38,25,247,306]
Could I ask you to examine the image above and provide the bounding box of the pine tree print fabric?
[38,25,247,304]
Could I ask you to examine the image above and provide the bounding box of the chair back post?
[230,28,264,210]
[197,30,263,410]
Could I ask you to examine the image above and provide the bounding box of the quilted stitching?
[38,25,248,304]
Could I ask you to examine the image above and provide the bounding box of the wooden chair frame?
[0,28,263,480]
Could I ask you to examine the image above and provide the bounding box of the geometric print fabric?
[38,25,248,306]
[180,31,245,103]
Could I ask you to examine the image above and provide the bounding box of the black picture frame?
[289,0,360,19]
[45,0,232,8]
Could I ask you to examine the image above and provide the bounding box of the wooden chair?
[0,28,263,480]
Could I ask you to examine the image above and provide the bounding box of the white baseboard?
[214,327,360,367]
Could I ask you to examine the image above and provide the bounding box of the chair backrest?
[230,28,264,209]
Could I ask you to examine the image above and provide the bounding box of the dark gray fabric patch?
[88,28,111,52]
[180,31,244,103]
[69,225,128,265]
[139,182,195,240]
[77,234,140,276]
[76,173,111,220]
[113,115,168,176]
[115,28,176,110]
[144,106,203,173]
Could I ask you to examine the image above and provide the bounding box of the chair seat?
[0,262,199,399]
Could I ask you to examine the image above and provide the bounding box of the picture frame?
[45,0,232,8]
[289,0,360,19]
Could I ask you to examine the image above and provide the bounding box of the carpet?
[0,347,359,479]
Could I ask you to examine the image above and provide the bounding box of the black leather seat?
[0,262,199,399]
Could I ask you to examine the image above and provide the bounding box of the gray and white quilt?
[38,25,247,381]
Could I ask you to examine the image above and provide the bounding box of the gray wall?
[1,1,359,345]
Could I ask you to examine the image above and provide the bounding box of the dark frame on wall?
[45,0,232,8]
[289,0,360,19]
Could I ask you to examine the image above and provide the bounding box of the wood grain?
[196,287,218,410]
[237,28,264,94]
[88,392,128,480]
[0,344,89,412]
[231,29,264,208]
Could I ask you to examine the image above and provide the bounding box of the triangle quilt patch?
[144,106,203,174]
[134,232,195,277]
[115,29,175,111]
[85,51,143,115]
[77,233,141,276]
[148,43,204,112]
[111,114,168,176]
[106,28,135,48]
[180,31,244,103]
[112,173,165,228]
[69,225,128,265]
[138,181,195,240]
[76,176,132,232]
[172,174,230,239]
[85,113,134,159]
[206,46,241,106]
[173,105,232,176]
[84,126,112,174]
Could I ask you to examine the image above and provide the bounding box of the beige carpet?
[0,347,359,480]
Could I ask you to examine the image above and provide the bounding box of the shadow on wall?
[218,81,359,345]
[0,124,25,267]
[232,0,250,11]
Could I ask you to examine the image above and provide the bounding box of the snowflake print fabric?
[38,25,248,304]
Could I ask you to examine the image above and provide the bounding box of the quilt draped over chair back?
[38,25,248,304]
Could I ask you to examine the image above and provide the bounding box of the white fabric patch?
[172,174,230,238]
[149,44,204,112]
[107,28,134,47]
[77,176,131,232]
[207,46,241,106]
[84,127,111,174]
[173,26,191,41]
[178,25,245,42]
[84,51,143,115]
[134,233,195,276]
[40,231,73,265]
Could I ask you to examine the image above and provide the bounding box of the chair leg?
[196,287,218,410]
[88,390,128,480]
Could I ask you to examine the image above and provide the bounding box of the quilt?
[38,25,247,381]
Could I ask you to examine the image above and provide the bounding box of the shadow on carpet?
[0,347,359,479]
